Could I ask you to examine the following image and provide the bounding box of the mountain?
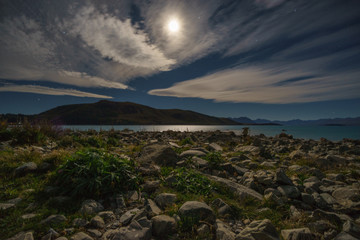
[232,116,360,126]
[32,100,238,125]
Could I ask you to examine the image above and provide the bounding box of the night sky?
[1,0,360,120]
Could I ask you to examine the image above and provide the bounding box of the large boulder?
[236,219,280,240]
[155,193,177,209]
[206,175,263,200]
[151,215,176,238]
[332,186,360,202]
[178,201,216,224]
[79,200,104,215]
[138,144,178,167]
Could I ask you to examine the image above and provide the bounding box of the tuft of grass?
[179,137,194,146]
[51,148,140,199]
[204,152,224,169]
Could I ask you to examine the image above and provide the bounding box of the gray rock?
[137,217,152,229]
[6,231,34,240]
[0,203,15,210]
[14,162,37,177]
[115,194,126,208]
[141,180,160,193]
[98,211,116,224]
[212,198,232,217]
[21,214,38,220]
[72,218,88,227]
[192,156,209,168]
[209,143,223,152]
[278,185,301,199]
[155,193,177,209]
[41,215,66,225]
[87,229,102,238]
[320,193,337,205]
[334,232,359,240]
[102,226,151,240]
[236,219,280,240]
[264,192,284,206]
[55,238,68,240]
[301,193,315,206]
[343,220,360,239]
[222,163,249,176]
[281,228,313,240]
[178,201,216,224]
[90,215,105,229]
[180,149,206,158]
[120,208,141,225]
[307,220,336,234]
[216,219,236,240]
[138,144,178,166]
[145,199,161,215]
[332,186,360,202]
[70,232,93,240]
[275,169,293,186]
[207,175,263,200]
[79,199,104,215]
[311,209,342,226]
[7,197,22,205]
[152,215,176,237]
[235,146,260,155]
[41,228,60,240]
[197,223,211,236]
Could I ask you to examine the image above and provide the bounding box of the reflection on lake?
[61,125,360,141]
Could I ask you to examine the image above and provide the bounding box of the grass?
[203,152,224,169]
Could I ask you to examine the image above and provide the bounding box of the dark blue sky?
[1,0,360,120]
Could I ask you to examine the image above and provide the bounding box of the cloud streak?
[0,84,113,99]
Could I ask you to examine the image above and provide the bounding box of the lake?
[62,125,360,141]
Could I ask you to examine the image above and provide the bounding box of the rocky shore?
[1,129,360,240]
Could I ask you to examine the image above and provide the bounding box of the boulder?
[180,150,206,158]
[14,162,37,177]
[120,208,141,225]
[332,186,360,202]
[236,219,280,240]
[6,231,34,240]
[70,232,93,240]
[102,221,151,240]
[145,199,161,216]
[209,143,223,152]
[334,232,359,240]
[79,200,104,215]
[41,215,66,225]
[90,216,105,229]
[155,193,177,209]
[98,211,116,224]
[151,215,176,237]
[281,228,313,240]
[178,201,216,224]
[275,169,293,186]
[343,220,360,239]
[277,185,300,199]
[138,144,178,166]
[216,219,236,240]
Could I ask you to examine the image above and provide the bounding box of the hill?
[34,100,238,125]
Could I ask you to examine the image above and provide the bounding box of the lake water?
[62,125,360,141]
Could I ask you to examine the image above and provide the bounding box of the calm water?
[62,125,360,141]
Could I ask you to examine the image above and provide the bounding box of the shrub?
[204,152,224,168]
[169,168,214,195]
[52,149,139,199]
[179,137,194,146]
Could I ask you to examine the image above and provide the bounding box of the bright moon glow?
[168,20,179,32]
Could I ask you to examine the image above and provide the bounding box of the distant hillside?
[231,116,360,126]
[32,100,238,125]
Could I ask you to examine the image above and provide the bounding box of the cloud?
[0,84,112,99]
[67,6,175,70]
[149,67,360,104]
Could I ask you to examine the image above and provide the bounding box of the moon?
[168,19,180,32]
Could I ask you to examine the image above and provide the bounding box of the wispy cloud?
[0,84,112,99]
[149,67,360,104]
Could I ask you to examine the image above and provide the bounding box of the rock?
[301,193,315,207]
[138,144,178,166]
[178,201,216,224]
[70,232,93,240]
[0,203,15,210]
[72,218,88,227]
[137,217,152,229]
[115,194,126,208]
[41,215,66,225]
[311,209,342,226]
[141,180,160,193]
[289,150,306,160]
[145,199,161,216]
[86,229,102,238]
[334,232,359,240]
[102,226,151,240]
[14,162,37,177]
[79,200,104,215]
[275,169,293,186]
[180,149,206,158]
[281,228,313,240]
[236,219,280,240]
[126,190,140,201]
[320,193,337,205]
[222,163,248,176]
[332,186,360,202]
[209,143,223,151]
[41,228,60,240]
[216,219,236,240]
[152,215,176,237]
[343,220,360,239]
[120,208,141,225]
[197,223,211,236]
[21,213,38,220]
[277,185,300,199]
[212,198,232,217]
[6,231,34,240]
[55,238,68,240]
[155,193,177,209]
[90,215,105,229]
[98,211,116,224]
[235,145,260,155]
[207,175,263,200]
[307,220,336,234]
[7,197,22,205]
[264,192,284,206]
[192,156,209,168]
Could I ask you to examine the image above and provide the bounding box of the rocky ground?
[1,129,360,240]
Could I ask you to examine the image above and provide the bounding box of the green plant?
[179,137,194,146]
[52,149,140,199]
[169,168,214,195]
[204,152,224,168]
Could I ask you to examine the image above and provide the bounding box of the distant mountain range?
[2,100,237,125]
[230,117,360,126]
